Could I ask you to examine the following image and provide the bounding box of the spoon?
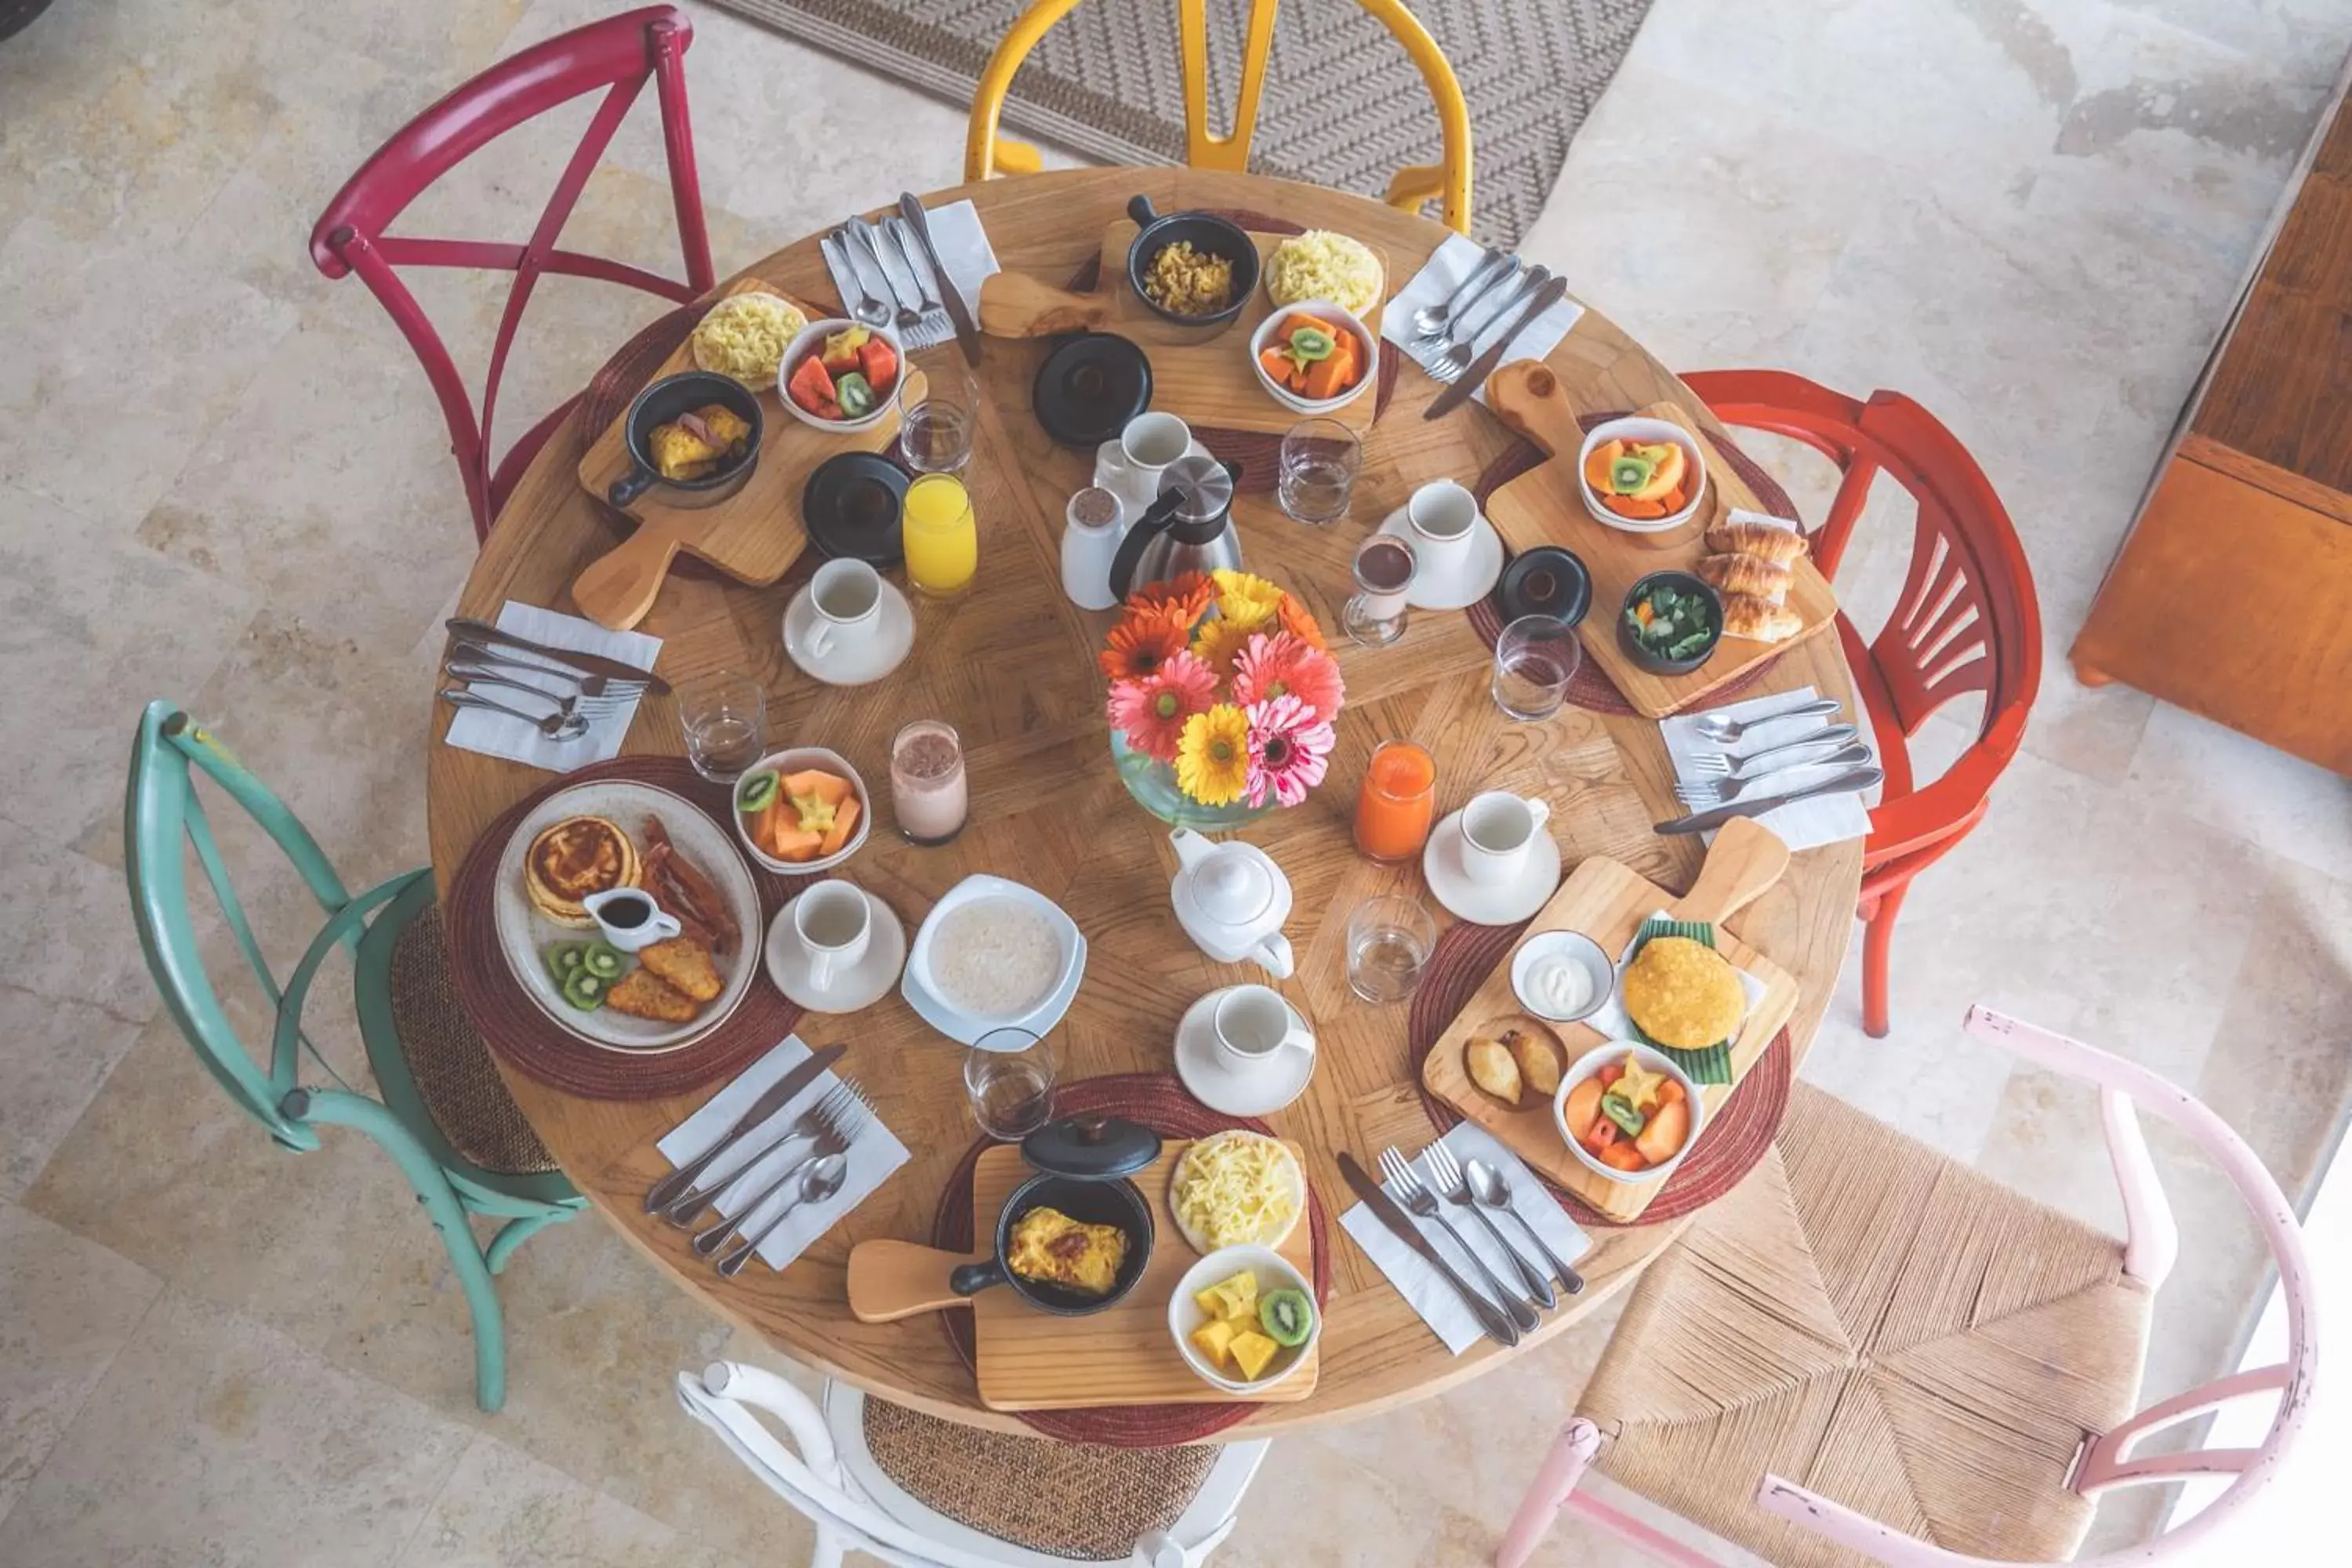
[717,1156,848,1277]
[444,662,586,721]
[822,230,892,329]
[1690,697,1840,744]
[1465,1158,1585,1295]
[437,687,588,742]
[1411,245,1510,341]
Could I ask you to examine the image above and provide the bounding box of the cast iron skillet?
[609,370,763,509]
[948,1169,1156,1316]
[1125,194,1260,328]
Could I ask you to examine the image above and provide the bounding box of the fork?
[1690,698,1840,744]
[437,688,586,742]
[1380,1148,1541,1332]
[691,1081,873,1256]
[1410,246,1512,343]
[1422,1141,1554,1309]
[847,217,924,335]
[663,1081,857,1228]
[1430,265,1550,383]
[1675,742,1872,806]
[445,659,629,719]
[448,637,641,699]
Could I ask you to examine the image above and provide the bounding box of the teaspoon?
[717,1156,848,1277]
[1466,1157,1586,1294]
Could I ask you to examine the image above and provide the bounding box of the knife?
[1425,272,1570,420]
[644,1044,847,1214]
[1337,1152,1521,1348]
[1653,765,1885,835]
[445,619,670,695]
[898,192,982,365]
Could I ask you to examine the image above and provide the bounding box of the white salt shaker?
[1061,486,1127,610]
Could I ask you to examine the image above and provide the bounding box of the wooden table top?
[427,167,1862,1436]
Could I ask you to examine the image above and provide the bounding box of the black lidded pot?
[949,1115,1162,1316]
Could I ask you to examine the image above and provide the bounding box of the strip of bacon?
[641,816,739,954]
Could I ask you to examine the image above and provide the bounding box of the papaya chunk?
[815,793,862,857]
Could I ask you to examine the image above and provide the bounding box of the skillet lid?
[1022,1115,1162,1181]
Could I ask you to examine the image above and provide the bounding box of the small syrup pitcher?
[1168,827,1294,978]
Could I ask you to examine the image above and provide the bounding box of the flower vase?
[1109,730,1272,833]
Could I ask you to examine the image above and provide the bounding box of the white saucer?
[1421,808,1563,925]
[1376,507,1506,611]
[764,887,907,1014]
[783,579,915,686]
[1174,991,1316,1118]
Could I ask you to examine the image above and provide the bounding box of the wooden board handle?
[1670,817,1792,926]
[979,272,1114,338]
[1485,361,1588,458]
[847,1239,989,1323]
[571,522,684,631]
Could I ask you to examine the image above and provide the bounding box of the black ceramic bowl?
[1125,194,1260,328]
[1617,571,1724,676]
[1498,546,1593,628]
[610,371,762,510]
[949,1171,1156,1316]
[1033,332,1154,448]
[801,451,908,566]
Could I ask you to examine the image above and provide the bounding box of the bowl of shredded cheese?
[1167,1129,1305,1254]
[1265,230,1385,317]
[691,291,809,387]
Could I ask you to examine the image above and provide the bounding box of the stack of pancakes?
[525,815,639,927]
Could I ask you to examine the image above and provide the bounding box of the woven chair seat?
[389,905,559,1177]
[862,1399,1219,1560]
[1581,1084,2151,1567]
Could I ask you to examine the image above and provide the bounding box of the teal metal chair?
[124,700,585,1411]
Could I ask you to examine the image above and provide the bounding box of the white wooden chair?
[678,1362,1271,1566]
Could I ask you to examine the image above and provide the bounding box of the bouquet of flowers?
[1100,569,1346,811]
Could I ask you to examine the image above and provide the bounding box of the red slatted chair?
[1682,372,2042,1037]
[310,5,714,544]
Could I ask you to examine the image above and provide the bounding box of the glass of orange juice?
[1354,739,1436,862]
[902,473,978,597]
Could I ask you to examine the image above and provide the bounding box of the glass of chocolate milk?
[890,720,967,845]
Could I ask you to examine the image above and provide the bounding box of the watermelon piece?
[786,355,836,416]
[856,337,898,398]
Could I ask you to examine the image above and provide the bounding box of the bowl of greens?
[1617,571,1722,675]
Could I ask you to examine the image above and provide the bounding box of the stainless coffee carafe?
[1106,454,1243,601]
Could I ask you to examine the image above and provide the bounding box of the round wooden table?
[428,168,1862,1436]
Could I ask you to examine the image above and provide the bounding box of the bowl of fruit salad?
[1577,416,1707,537]
[731,747,869,873]
[1168,1245,1319,1394]
[1250,300,1374,415]
[1554,1043,1704,1186]
[779,319,905,434]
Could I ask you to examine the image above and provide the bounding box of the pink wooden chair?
[310,4,715,543]
[1495,1005,2318,1567]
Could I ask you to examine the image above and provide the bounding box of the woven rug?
[705,0,1657,245]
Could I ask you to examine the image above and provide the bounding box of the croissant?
[1696,552,1791,604]
[1704,520,1809,564]
[1721,593,1805,644]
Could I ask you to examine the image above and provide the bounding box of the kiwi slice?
[1258,1288,1314,1347]
[1286,325,1336,363]
[738,770,780,814]
[582,942,623,978]
[1608,455,1655,494]
[561,969,606,1011]
[545,942,586,982]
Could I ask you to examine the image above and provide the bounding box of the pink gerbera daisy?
[1231,631,1345,723]
[1243,693,1336,808]
[1108,651,1219,764]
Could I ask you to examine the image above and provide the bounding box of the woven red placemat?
[443,757,818,1100]
[928,1073,1334,1447]
[1404,916,1791,1228]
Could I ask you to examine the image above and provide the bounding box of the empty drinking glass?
[1490,615,1582,722]
[964,1027,1059,1139]
[1345,894,1438,1004]
[900,358,978,474]
[1343,532,1417,647]
[1276,417,1361,524]
[679,670,768,782]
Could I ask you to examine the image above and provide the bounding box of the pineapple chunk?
[1193,1283,1231,1319]
[1227,1330,1280,1381]
[1190,1319,1239,1366]
[1207,1271,1259,1323]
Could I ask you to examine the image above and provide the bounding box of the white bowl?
[903,873,1085,1040]
[1552,1041,1706,1187]
[1168,1244,1319,1395]
[1248,299,1376,416]
[777,318,905,434]
[1577,417,1708,534]
[730,746,871,875]
[1510,931,1613,1024]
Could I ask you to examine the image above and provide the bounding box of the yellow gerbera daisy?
[1174,704,1251,807]
[1210,568,1284,633]
[1190,614,1257,677]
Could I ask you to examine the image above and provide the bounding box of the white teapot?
[1168,828,1294,978]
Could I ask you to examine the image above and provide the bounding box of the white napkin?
[654,1036,909,1271]
[1379,234,1585,405]
[1338,1124,1591,1355]
[441,602,660,772]
[1582,909,1770,1041]
[1660,684,1874,851]
[825,201,1000,354]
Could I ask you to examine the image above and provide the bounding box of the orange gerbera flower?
[1098,615,1190,683]
[1276,592,1328,652]
[1123,572,1215,630]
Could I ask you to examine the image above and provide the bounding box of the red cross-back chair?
[1682,372,2042,1037]
[310,5,715,544]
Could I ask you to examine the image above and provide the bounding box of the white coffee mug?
[1458,790,1553,886]
[1100,412,1192,514]
[793,881,872,991]
[805,558,883,659]
[1406,479,1479,581]
[582,887,684,953]
[1210,984,1316,1069]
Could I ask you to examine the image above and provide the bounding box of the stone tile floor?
[5,0,2350,1562]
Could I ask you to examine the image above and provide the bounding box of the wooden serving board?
[570,278,909,630]
[978,222,1387,438]
[1482,361,1838,718]
[843,1139,1320,1412]
[1421,819,1800,1222]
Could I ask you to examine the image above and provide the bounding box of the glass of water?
[900,356,978,474]
[965,1028,1059,1139]
[679,670,768,782]
[1490,615,1582,722]
[1345,894,1438,1005]
[1276,417,1361,524]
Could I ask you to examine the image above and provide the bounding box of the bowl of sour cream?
[1510,931,1613,1024]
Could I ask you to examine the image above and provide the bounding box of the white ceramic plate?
[492,780,763,1053]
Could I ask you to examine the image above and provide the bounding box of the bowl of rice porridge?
[904,874,1086,1044]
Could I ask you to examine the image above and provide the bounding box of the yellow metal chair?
[967,0,1474,234]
